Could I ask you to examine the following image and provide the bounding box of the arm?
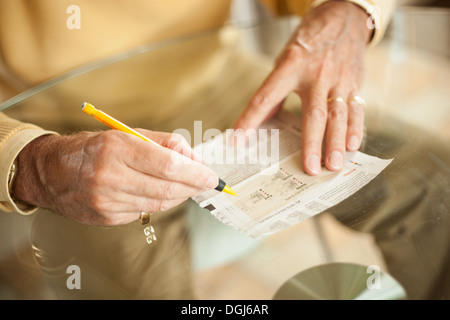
[0,112,56,214]
[259,0,396,47]
[1,113,218,226]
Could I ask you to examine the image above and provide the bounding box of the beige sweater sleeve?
[260,0,397,47]
[0,112,58,214]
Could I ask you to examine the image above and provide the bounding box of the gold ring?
[327,96,346,104]
[348,95,366,106]
[139,212,150,225]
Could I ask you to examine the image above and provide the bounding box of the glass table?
[1,7,449,300]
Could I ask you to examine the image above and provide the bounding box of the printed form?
[192,110,393,238]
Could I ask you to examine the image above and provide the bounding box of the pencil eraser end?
[82,102,95,115]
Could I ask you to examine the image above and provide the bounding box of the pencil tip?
[224,185,238,196]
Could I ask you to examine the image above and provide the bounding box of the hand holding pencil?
[10,104,232,226]
[82,102,236,196]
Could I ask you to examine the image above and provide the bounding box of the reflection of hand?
[12,130,218,226]
[234,1,373,175]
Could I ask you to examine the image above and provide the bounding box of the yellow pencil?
[82,102,237,196]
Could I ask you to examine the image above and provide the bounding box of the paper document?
[192,110,393,238]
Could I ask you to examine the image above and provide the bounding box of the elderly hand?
[11,130,219,226]
[234,1,373,175]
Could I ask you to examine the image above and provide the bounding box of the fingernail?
[307,155,321,175]
[328,151,343,170]
[347,135,360,151]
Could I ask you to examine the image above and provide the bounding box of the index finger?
[234,59,298,131]
[124,135,219,190]
[136,129,203,163]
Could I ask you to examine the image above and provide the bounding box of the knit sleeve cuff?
[0,128,58,215]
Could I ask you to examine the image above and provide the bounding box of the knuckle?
[161,182,176,200]
[250,93,270,111]
[88,193,108,213]
[161,157,179,178]
[170,132,187,145]
[96,130,121,146]
[305,107,327,124]
[328,106,347,121]
[283,45,302,64]
[88,165,110,188]
[169,133,190,154]
[90,131,122,159]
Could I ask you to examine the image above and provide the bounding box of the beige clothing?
[0,0,395,213]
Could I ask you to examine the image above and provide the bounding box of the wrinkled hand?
[12,130,218,226]
[234,1,373,175]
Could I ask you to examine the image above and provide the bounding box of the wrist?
[312,0,374,44]
[344,1,375,44]
[295,1,372,53]
[12,135,59,209]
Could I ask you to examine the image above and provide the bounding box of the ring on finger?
[327,96,346,104]
[348,95,366,106]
